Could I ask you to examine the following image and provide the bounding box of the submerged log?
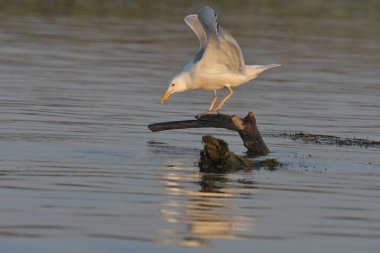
[199,135,254,172]
[148,112,269,156]
[199,135,278,172]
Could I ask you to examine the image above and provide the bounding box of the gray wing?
[218,28,246,74]
[197,6,220,40]
[196,6,245,74]
[184,14,207,50]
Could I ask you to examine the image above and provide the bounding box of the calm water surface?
[0,1,380,253]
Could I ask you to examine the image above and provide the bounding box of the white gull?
[161,6,280,112]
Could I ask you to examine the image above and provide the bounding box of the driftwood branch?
[148,112,269,156]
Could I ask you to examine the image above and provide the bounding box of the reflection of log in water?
[149,112,269,157]
[159,168,254,247]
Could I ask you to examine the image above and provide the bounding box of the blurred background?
[0,1,379,253]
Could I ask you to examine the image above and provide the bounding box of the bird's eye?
[171,83,175,87]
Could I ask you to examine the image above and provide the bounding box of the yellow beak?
[160,91,171,104]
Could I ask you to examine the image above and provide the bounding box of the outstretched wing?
[183,6,219,64]
[197,6,220,40]
[184,14,207,50]
[218,28,246,74]
[196,6,245,75]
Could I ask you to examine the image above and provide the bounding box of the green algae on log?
[199,135,279,173]
[148,112,269,156]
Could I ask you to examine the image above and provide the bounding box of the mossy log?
[148,112,269,156]
[199,135,278,172]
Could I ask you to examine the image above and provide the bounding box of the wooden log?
[199,135,278,172]
[148,112,269,156]
[234,112,269,156]
[148,114,237,132]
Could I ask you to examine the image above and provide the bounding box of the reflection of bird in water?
[159,168,254,248]
[161,6,280,113]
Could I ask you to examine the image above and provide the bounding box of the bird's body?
[161,6,280,112]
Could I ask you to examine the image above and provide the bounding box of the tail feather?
[245,64,281,79]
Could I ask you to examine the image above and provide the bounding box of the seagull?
[160,6,280,113]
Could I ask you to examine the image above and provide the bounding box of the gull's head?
[160,72,190,104]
